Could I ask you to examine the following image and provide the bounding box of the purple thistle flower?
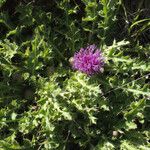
[71,44,105,75]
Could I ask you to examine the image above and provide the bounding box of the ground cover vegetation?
[0,0,150,149]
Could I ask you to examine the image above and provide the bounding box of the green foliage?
[0,0,6,7]
[0,0,150,149]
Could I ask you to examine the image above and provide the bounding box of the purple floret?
[72,45,105,75]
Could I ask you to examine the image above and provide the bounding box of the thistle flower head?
[72,44,105,75]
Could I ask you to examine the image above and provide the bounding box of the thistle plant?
[0,0,149,150]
